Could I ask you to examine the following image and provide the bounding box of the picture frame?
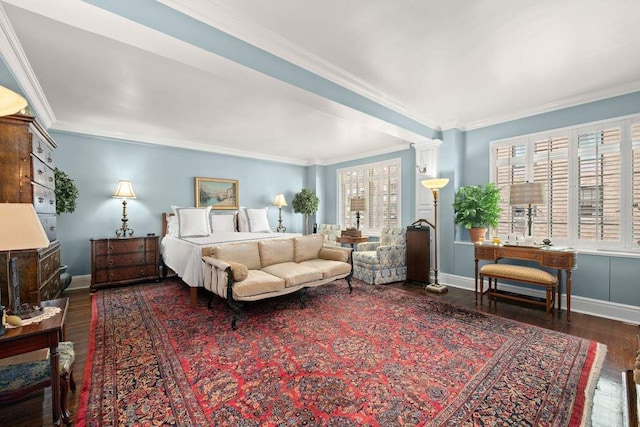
[195,177,239,210]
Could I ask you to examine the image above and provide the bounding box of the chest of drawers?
[90,236,160,291]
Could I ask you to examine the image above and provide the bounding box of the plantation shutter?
[494,142,526,237]
[338,159,401,233]
[532,135,569,240]
[632,122,640,246]
[576,125,622,243]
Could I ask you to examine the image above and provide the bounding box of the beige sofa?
[202,234,353,329]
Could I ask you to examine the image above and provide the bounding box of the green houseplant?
[453,183,502,242]
[54,168,79,215]
[291,188,319,234]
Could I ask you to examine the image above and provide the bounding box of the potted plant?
[54,168,79,215]
[453,183,502,243]
[291,188,319,235]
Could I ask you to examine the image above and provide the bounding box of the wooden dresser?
[90,236,160,291]
[0,114,61,307]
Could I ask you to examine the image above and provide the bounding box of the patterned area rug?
[76,280,606,426]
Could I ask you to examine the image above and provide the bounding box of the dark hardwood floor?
[0,279,637,426]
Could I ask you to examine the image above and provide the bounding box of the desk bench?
[479,264,559,319]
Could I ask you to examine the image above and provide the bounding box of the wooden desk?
[474,244,577,321]
[0,298,69,425]
[336,236,368,248]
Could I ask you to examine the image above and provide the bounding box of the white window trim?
[336,158,402,237]
[490,113,640,253]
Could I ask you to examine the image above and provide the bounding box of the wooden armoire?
[0,114,61,308]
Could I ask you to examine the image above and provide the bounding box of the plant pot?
[468,227,487,243]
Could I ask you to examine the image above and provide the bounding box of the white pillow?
[176,207,211,237]
[210,213,236,232]
[167,215,179,237]
[237,207,250,232]
[246,207,271,233]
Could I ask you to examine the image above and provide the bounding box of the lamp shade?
[0,203,50,251]
[272,194,287,207]
[113,180,136,199]
[0,85,27,117]
[421,178,449,191]
[350,197,367,212]
[509,182,545,206]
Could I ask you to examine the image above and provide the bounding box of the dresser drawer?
[94,265,158,284]
[39,274,61,301]
[39,214,57,242]
[32,183,56,214]
[93,238,146,255]
[94,252,151,269]
[39,246,61,284]
[31,155,55,189]
[30,125,55,166]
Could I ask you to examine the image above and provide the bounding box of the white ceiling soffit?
[0,0,427,165]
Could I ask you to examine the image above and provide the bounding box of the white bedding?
[161,232,300,287]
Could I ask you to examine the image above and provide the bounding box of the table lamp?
[0,204,50,325]
[272,194,287,232]
[350,197,367,230]
[509,182,546,239]
[0,85,27,116]
[113,180,136,237]
[421,178,449,293]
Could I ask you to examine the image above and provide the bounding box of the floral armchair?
[317,224,342,247]
[352,226,406,285]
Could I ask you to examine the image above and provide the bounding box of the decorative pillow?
[210,213,236,232]
[176,207,212,237]
[237,207,250,232]
[247,208,271,233]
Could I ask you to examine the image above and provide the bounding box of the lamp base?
[426,283,448,293]
[8,304,43,320]
[0,306,6,336]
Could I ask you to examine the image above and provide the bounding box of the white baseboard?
[440,273,640,325]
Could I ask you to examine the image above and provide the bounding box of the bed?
[160,209,300,306]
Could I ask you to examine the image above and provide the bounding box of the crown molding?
[50,121,311,166]
[156,0,438,132]
[0,3,55,127]
[462,80,640,131]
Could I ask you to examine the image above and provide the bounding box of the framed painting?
[195,177,239,209]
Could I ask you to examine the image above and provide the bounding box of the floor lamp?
[509,182,545,242]
[421,178,449,293]
[0,204,51,327]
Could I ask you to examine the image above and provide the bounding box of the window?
[491,115,640,251]
[337,159,401,234]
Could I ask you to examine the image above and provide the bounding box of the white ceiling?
[1,0,640,165]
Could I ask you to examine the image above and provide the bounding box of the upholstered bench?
[479,264,559,319]
[0,341,76,424]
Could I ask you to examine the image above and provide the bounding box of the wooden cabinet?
[406,225,431,284]
[90,236,160,291]
[0,114,61,307]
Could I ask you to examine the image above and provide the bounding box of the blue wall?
[52,131,306,275]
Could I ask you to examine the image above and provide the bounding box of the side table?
[0,298,69,426]
[336,236,369,248]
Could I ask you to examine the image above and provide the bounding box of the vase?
[59,265,72,291]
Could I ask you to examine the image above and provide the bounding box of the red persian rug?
[76,279,605,426]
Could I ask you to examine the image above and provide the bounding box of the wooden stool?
[479,264,559,320]
[0,341,76,425]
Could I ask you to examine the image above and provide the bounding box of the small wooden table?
[336,236,368,248]
[0,298,69,426]
[474,244,577,321]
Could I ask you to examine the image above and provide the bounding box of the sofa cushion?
[261,262,323,288]
[211,242,261,270]
[293,234,324,263]
[233,270,285,298]
[259,239,294,267]
[299,259,352,279]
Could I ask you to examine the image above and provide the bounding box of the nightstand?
[90,236,160,291]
